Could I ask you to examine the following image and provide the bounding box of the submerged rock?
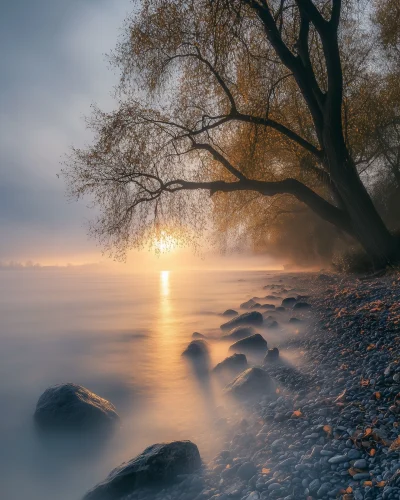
[293,301,311,310]
[34,383,119,432]
[264,347,279,363]
[182,339,209,358]
[224,367,274,400]
[221,326,256,341]
[192,332,206,339]
[213,353,248,376]
[220,311,263,331]
[240,299,257,309]
[281,297,297,307]
[222,309,238,317]
[275,306,286,312]
[260,303,275,310]
[289,317,302,324]
[83,441,201,500]
[265,320,279,329]
[229,334,268,354]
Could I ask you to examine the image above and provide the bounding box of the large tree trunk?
[332,161,398,267]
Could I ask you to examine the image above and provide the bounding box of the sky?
[0,0,133,265]
[0,0,283,271]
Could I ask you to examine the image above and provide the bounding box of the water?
[0,268,290,500]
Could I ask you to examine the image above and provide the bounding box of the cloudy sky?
[0,0,132,264]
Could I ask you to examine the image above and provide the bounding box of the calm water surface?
[0,268,294,500]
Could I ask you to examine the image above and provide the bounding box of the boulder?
[240,299,257,309]
[83,441,201,500]
[192,332,206,339]
[281,297,297,307]
[264,347,279,363]
[229,334,268,354]
[220,312,263,331]
[224,368,275,400]
[34,383,119,432]
[264,295,277,300]
[289,317,302,324]
[182,340,209,360]
[213,354,248,376]
[275,306,286,312]
[265,320,278,329]
[222,309,238,317]
[293,302,311,310]
[260,303,275,310]
[221,326,256,341]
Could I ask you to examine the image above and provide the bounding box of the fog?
[0,268,308,499]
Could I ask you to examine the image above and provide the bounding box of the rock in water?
[83,441,201,500]
[260,303,275,310]
[182,339,209,358]
[220,312,263,331]
[34,383,119,431]
[222,309,238,317]
[221,326,256,341]
[289,317,301,324]
[264,347,279,363]
[192,332,206,339]
[224,368,274,400]
[293,301,311,310]
[240,299,257,309]
[281,297,297,307]
[229,334,268,354]
[213,354,248,376]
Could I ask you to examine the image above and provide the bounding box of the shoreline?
[119,271,400,500]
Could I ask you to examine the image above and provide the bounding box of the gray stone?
[224,368,275,400]
[229,334,268,355]
[220,312,263,331]
[83,441,201,500]
[34,383,119,431]
[213,354,248,375]
[222,326,256,342]
[237,462,257,480]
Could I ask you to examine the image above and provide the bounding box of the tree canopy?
[63,0,400,266]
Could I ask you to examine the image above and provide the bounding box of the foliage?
[62,0,400,265]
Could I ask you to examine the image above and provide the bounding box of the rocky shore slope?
[118,272,400,500]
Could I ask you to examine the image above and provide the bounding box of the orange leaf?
[369,449,376,456]
[363,481,373,486]
[389,436,400,452]
[346,486,353,493]
[262,468,271,474]
[323,424,332,434]
[374,392,381,400]
[292,410,302,417]
[376,481,386,487]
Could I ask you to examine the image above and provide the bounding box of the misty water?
[0,268,303,500]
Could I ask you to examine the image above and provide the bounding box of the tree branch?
[164,177,351,234]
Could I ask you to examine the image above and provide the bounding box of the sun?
[153,231,179,253]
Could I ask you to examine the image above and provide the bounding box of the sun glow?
[153,231,179,254]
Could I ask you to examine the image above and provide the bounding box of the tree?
[63,0,399,267]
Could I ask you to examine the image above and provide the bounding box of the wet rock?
[275,306,286,312]
[229,334,268,355]
[213,354,248,376]
[293,302,311,310]
[83,441,201,500]
[281,297,297,307]
[34,383,119,431]
[237,462,257,480]
[182,340,209,359]
[264,348,279,363]
[260,304,275,310]
[221,326,256,341]
[289,317,302,324]
[265,320,278,329]
[220,312,263,331]
[224,367,275,400]
[222,309,238,317]
[192,332,206,339]
[240,299,257,309]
